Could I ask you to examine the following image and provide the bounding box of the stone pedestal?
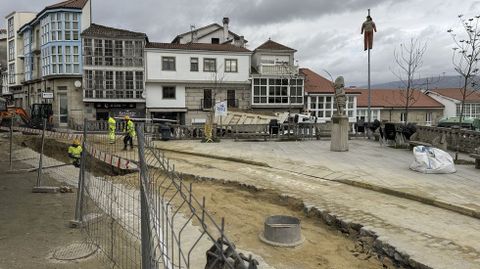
[330,115,349,152]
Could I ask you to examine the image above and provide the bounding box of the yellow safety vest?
[108,117,116,131]
[126,120,136,137]
[68,145,83,159]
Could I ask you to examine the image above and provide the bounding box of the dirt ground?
[114,172,383,269]
[0,138,105,269]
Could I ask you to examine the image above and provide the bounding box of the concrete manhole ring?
[52,242,98,261]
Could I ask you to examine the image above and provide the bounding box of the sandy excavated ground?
[114,172,383,269]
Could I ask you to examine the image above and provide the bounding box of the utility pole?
[367,8,372,138]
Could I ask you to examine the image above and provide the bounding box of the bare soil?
[114,172,383,269]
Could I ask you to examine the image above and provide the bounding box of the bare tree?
[203,65,225,143]
[448,14,480,124]
[390,38,428,124]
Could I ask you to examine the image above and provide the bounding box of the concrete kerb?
[155,145,480,221]
[176,171,433,269]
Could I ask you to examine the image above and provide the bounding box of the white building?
[426,88,480,119]
[301,68,358,124]
[144,42,252,124]
[5,11,36,106]
[171,17,246,47]
[250,40,305,115]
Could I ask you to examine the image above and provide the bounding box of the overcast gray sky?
[2,0,480,85]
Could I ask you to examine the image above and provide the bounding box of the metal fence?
[81,119,332,141]
[1,118,77,191]
[74,120,258,269]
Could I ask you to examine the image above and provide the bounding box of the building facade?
[4,12,37,106]
[12,0,91,127]
[426,88,480,119]
[81,23,147,120]
[356,89,444,125]
[171,17,247,47]
[145,42,252,124]
[250,40,304,116]
[301,68,358,123]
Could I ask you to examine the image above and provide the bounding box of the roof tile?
[255,39,296,51]
[356,89,444,108]
[82,23,146,39]
[47,0,88,9]
[430,88,480,102]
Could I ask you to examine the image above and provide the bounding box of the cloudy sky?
[2,0,480,85]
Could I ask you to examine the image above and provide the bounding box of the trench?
[15,135,419,269]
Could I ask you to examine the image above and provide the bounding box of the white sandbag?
[409,146,456,174]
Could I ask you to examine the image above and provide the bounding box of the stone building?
[81,23,147,120]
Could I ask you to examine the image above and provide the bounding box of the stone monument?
[330,76,349,152]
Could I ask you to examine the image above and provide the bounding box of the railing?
[258,64,299,75]
[414,125,480,153]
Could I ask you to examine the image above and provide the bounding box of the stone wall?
[413,126,480,153]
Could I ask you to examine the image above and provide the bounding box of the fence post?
[9,118,13,170]
[136,123,155,269]
[35,118,47,187]
[71,118,87,228]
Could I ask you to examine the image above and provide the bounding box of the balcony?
[83,89,145,102]
[258,64,299,76]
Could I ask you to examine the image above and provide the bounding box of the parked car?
[437,117,480,131]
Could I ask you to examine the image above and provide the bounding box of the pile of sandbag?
[410,146,456,174]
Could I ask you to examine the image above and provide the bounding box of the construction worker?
[123,115,136,150]
[108,114,116,144]
[68,139,83,168]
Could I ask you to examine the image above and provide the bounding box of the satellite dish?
[141,92,146,99]
[74,80,82,88]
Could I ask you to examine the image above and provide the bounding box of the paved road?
[152,139,480,269]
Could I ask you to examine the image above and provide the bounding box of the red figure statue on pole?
[361,15,377,51]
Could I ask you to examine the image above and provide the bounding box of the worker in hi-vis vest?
[123,115,136,150]
[108,114,116,144]
[68,139,83,168]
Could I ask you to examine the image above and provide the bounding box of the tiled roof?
[145,42,251,53]
[82,23,146,39]
[300,68,334,93]
[255,39,296,51]
[19,0,88,33]
[300,68,360,95]
[356,89,444,108]
[429,88,480,102]
[171,23,219,43]
[46,0,88,9]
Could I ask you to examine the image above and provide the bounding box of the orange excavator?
[0,103,53,130]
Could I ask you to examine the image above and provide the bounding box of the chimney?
[222,17,230,43]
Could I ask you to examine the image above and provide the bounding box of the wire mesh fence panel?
[73,120,258,269]
[2,118,76,189]
[136,124,259,269]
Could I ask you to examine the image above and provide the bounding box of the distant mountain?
[361,76,465,89]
